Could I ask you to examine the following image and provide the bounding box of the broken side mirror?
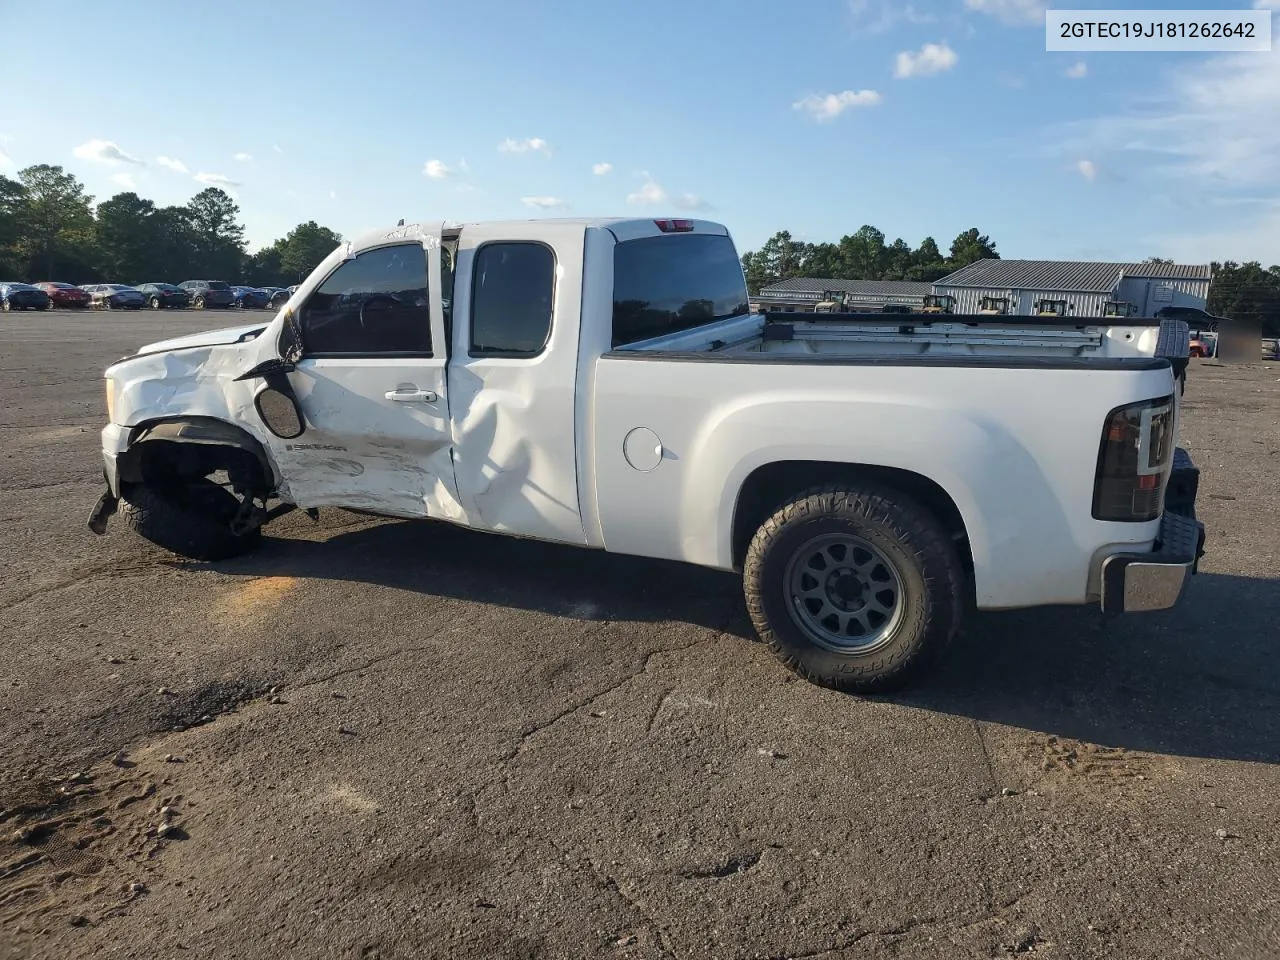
[254,383,305,439]
[235,358,306,439]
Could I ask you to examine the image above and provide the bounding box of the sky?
[1,0,1278,266]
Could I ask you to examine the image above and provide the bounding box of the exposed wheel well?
[118,417,274,497]
[731,460,974,577]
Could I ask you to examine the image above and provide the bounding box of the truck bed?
[611,311,1186,366]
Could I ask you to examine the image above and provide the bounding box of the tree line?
[0,164,342,288]
[741,227,1280,336]
[739,226,1000,294]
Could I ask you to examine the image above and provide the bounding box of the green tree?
[185,187,246,278]
[244,242,285,287]
[0,174,24,277]
[96,192,160,282]
[1208,261,1280,337]
[906,236,950,281]
[15,164,95,279]
[947,228,999,270]
[278,221,343,282]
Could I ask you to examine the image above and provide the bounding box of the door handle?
[384,388,437,402]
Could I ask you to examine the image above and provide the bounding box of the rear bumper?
[1099,447,1206,614]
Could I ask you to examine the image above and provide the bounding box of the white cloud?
[458,157,470,173]
[1076,159,1098,181]
[521,196,567,209]
[792,89,882,122]
[626,177,668,205]
[272,144,284,154]
[963,0,1046,25]
[0,148,11,168]
[848,0,935,34]
[72,139,143,166]
[1161,204,1280,264]
[674,193,713,212]
[156,156,188,174]
[499,137,553,156]
[423,159,453,179]
[193,172,240,188]
[593,162,613,176]
[329,190,337,199]
[1050,47,1280,186]
[1253,0,1279,8]
[894,42,959,79]
[111,172,137,190]
[233,152,253,162]
[1065,61,1088,80]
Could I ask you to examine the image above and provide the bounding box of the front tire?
[743,484,965,694]
[193,295,205,309]
[150,296,162,309]
[119,479,261,562]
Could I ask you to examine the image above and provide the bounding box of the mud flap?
[87,486,119,535]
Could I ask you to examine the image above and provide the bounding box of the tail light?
[1092,395,1175,522]
[654,219,694,233]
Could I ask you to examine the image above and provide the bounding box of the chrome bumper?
[1100,506,1206,614]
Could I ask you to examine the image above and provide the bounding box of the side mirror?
[254,383,305,439]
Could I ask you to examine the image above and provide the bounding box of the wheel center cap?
[827,568,866,609]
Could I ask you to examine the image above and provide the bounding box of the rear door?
[447,221,587,543]
[269,226,464,520]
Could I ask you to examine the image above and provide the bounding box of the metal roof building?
[932,259,1212,317]
[752,278,934,313]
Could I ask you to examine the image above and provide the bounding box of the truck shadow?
[230,516,1279,766]
[904,570,1280,766]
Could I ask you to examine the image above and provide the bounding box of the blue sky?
[2,0,1277,265]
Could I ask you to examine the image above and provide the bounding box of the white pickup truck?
[89,217,1206,692]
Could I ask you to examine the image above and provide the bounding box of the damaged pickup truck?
[90,217,1207,692]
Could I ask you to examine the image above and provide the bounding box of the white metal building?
[930,259,1212,317]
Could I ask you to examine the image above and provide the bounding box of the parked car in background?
[268,285,297,309]
[177,280,236,309]
[1,282,53,311]
[134,282,191,310]
[81,284,146,310]
[34,281,92,308]
[1263,338,1280,361]
[230,285,271,309]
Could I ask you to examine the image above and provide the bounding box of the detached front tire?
[120,479,261,561]
[743,484,965,694]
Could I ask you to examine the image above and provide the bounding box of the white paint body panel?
[101,216,1185,613]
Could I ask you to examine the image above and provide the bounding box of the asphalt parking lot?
[1,309,1278,960]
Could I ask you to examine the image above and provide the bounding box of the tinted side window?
[300,243,432,356]
[470,242,555,357]
[611,234,750,348]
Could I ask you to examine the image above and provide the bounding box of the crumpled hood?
[134,322,269,357]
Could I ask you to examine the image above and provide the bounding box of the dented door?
[270,227,465,520]
[446,221,587,544]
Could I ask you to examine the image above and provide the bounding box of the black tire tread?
[119,480,260,562]
[743,483,964,693]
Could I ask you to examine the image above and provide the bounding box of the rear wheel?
[150,296,162,309]
[1,300,9,312]
[119,479,261,562]
[743,484,965,693]
[193,295,205,309]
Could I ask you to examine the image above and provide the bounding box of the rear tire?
[119,479,261,562]
[194,295,205,309]
[743,483,965,694]
[150,296,162,309]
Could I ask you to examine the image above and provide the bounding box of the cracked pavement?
[2,312,1279,959]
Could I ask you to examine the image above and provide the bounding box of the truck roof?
[347,217,729,250]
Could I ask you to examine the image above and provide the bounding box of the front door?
[269,229,464,521]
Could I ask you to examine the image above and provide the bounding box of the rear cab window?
[611,233,750,348]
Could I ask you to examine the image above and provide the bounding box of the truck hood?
[135,322,270,357]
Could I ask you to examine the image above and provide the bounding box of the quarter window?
[299,243,432,356]
[469,242,555,357]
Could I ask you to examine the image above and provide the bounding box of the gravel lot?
[1,309,1278,960]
